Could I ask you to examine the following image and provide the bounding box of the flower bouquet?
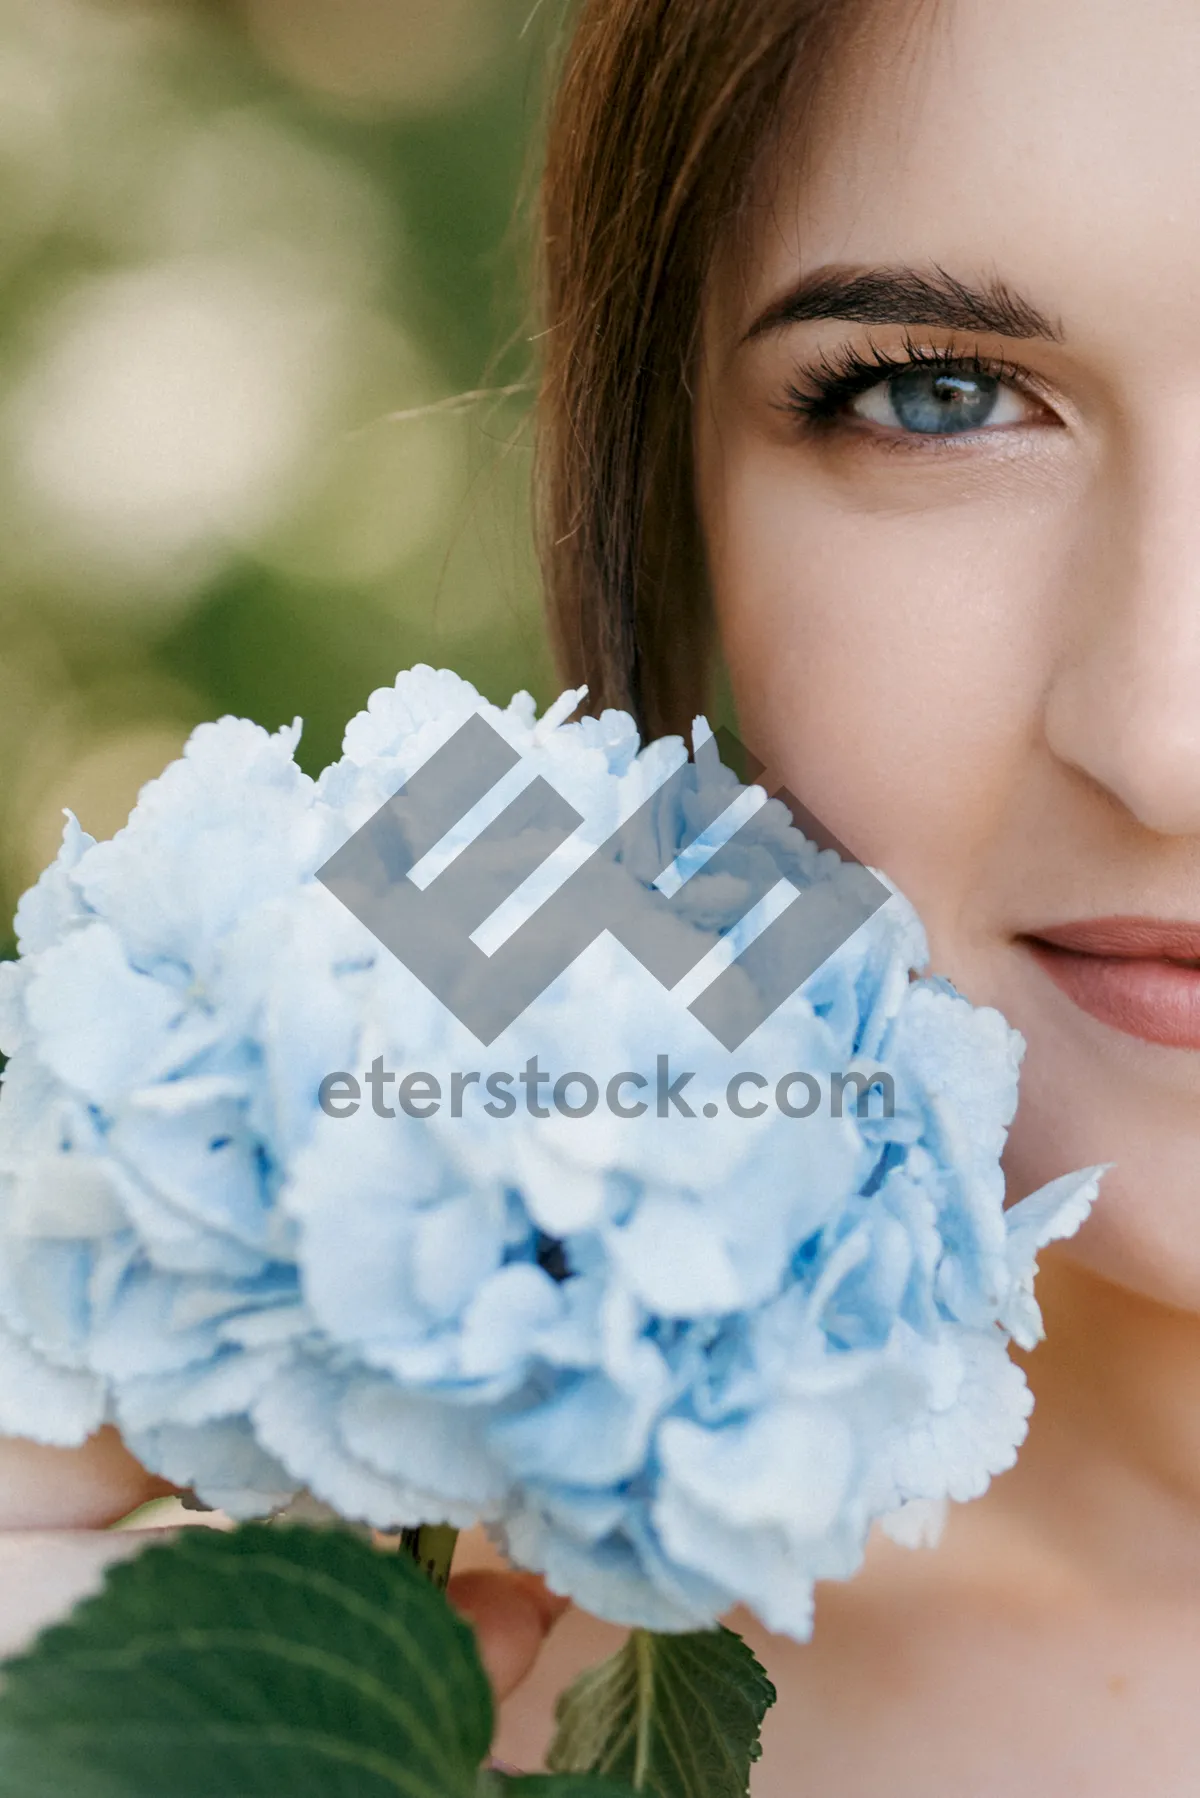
[0,668,1103,1796]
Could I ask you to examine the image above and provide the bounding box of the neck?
[1000,1250,1200,1592]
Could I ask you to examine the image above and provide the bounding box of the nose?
[1043,444,1200,836]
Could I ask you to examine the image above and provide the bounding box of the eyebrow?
[745,264,1063,344]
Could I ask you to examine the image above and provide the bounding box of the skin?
[6,0,1200,1788]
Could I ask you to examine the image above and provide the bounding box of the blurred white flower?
[240,0,504,115]
[0,39,70,268]
[17,723,194,897]
[151,111,391,299]
[7,256,353,582]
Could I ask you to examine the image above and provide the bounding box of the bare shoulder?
[736,1517,1077,1796]
[478,1513,1050,1782]
[479,1507,1200,1796]
[737,1510,1200,1797]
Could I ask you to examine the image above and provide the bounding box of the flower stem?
[398,1523,459,1590]
[268,1493,458,1586]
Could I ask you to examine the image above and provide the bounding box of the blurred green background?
[0,0,558,952]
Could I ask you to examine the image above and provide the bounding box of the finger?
[0,1529,148,1660]
[0,1429,176,1531]
[448,1568,568,1700]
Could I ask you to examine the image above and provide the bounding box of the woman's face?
[695,0,1200,1310]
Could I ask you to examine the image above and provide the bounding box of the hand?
[446,1551,629,1775]
[0,1430,178,1661]
[448,1566,570,1700]
[0,1536,572,1684]
[0,1440,570,1765]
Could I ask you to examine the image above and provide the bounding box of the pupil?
[888,367,999,434]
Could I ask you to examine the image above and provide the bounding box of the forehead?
[721,0,1200,338]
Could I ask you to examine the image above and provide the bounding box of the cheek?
[699,423,1200,1305]
[705,434,1064,930]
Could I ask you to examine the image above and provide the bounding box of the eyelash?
[780,336,1043,432]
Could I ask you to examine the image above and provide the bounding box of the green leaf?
[546,1627,776,1798]
[487,1778,635,1797]
[0,1522,499,1798]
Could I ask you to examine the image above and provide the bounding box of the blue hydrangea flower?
[0,667,1104,1639]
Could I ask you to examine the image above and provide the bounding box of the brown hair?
[536,0,856,738]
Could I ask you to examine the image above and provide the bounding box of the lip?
[1022,917,1200,1049]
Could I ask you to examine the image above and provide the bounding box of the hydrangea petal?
[0,1319,105,1445]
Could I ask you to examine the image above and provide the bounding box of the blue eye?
[783,349,1048,437]
[851,364,1028,435]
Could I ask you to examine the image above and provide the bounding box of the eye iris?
[887,366,1000,433]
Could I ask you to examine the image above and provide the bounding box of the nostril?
[1046,621,1200,831]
